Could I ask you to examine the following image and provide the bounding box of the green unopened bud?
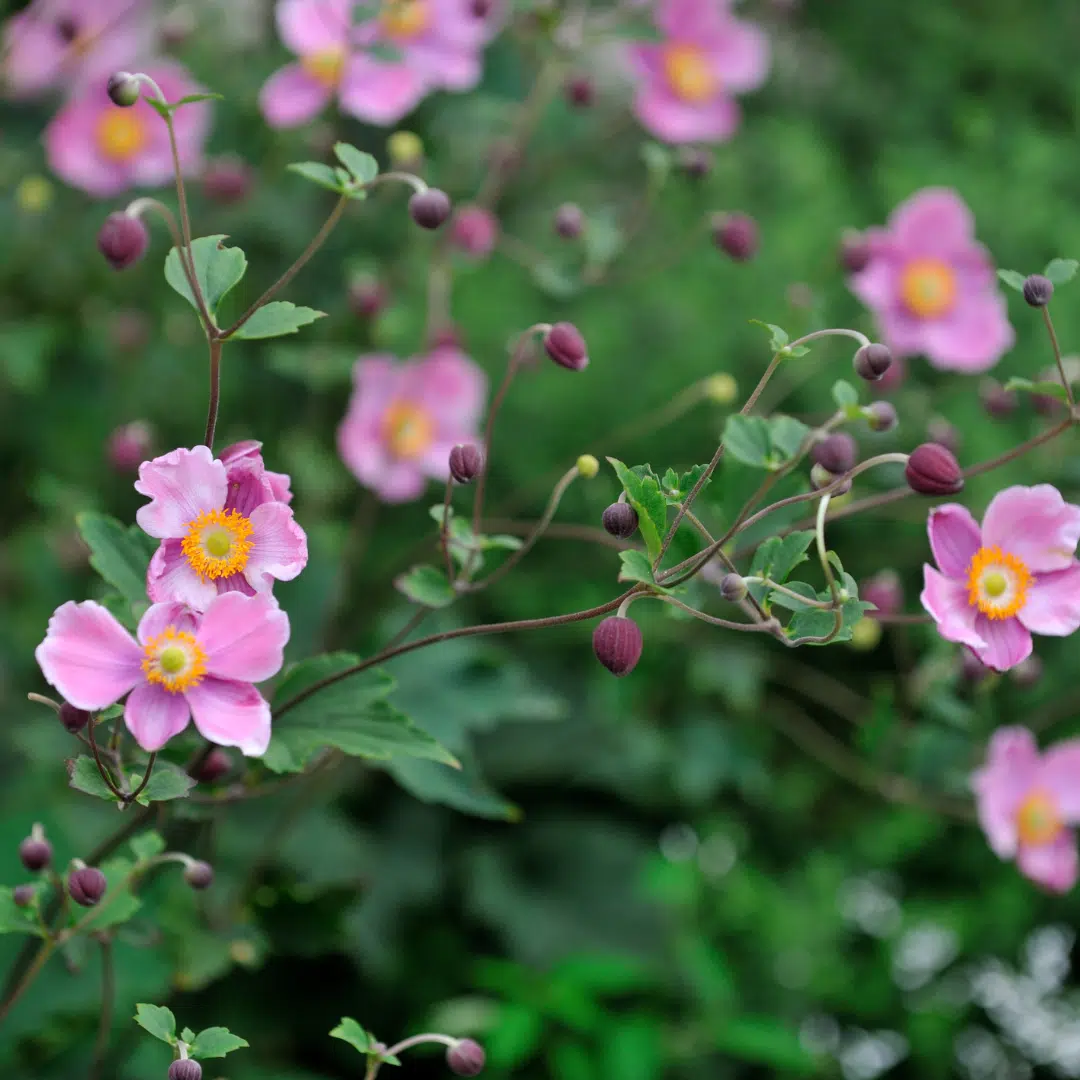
[576,454,599,478]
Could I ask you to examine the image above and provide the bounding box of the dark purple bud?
[979,378,1017,419]
[676,146,712,179]
[543,322,588,371]
[106,420,153,473]
[905,443,963,496]
[810,463,851,495]
[926,416,960,454]
[447,1039,486,1077]
[839,230,872,274]
[853,343,892,382]
[1023,274,1053,308]
[592,617,643,677]
[960,648,990,685]
[861,570,902,619]
[202,155,253,204]
[59,702,91,733]
[469,0,493,16]
[811,432,857,474]
[1010,654,1043,689]
[872,354,906,394]
[56,15,79,43]
[711,213,758,261]
[719,573,747,603]
[12,884,35,908]
[168,1061,203,1080]
[98,212,149,270]
[449,443,484,484]
[348,276,387,320]
[106,71,140,107]
[68,866,107,907]
[601,502,638,539]
[865,401,898,433]
[194,747,233,784]
[19,830,51,872]
[429,325,463,351]
[564,74,594,107]
[183,861,214,890]
[408,188,452,230]
[553,203,584,240]
[449,205,499,259]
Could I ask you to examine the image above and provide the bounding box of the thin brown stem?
[0,937,55,1028]
[88,937,114,1080]
[127,753,157,804]
[203,337,222,450]
[439,478,455,585]
[1042,307,1075,410]
[87,721,124,800]
[654,594,782,634]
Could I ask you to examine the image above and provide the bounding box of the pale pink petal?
[3,15,67,95]
[1038,742,1080,823]
[427,0,499,48]
[920,565,985,650]
[1018,564,1080,637]
[259,63,333,128]
[123,683,191,752]
[136,600,197,644]
[971,613,1032,673]
[339,55,431,125]
[633,87,739,144]
[265,470,293,504]
[277,0,351,54]
[627,43,663,80]
[412,348,488,427]
[927,504,982,580]
[1017,832,1079,894]
[245,503,308,587]
[337,411,387,491]
[135,446,227,539]
[186,677,272,756]
[417,438,461,479]
[35,601,143,711]
[375,460,428,503]
[146,539,219,611]
[920,291,1015,374]
[350,354,407,414]
[871,302,931,359]
[971,726,1040,858]
[219,440,263,468]
[848,248,897,311]
[655,0,728,40]
[888,188,976,252]
[707,17,769,93]
[197,592,290,682]
[982,485,1080,573]
[402,41,481,90]
[45,95,128,198]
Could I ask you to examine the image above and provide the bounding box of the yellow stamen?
[1016,789,1063,847]
[381,401,434,459]
[301,48,345,87]
[899,257,957,319]
[181,508,254,581]
[142,628,207,693]
[663,44,717,104]
[381,0,430,39]
[966,545,1032,620]
[95,109,148,162]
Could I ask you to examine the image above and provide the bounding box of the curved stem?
[654,594,782,634]
[384,1033,457,1057]
[87,721,124,800]
[128,753,157,804]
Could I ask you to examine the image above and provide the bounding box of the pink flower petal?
[633,87,740,144]
[45,95,129,198]
[871,301,932,360]
[374,460,429,502]
[403,40,482,90]
[927,504,982,580]
[35,601,144,711]
[655,0,728,40]
[339,55,431,125]
[1017,831,1079,893]
[136,600,197,644]
[971,725,1040,858]
[1037,741,1080,823]
[265,469,293,504]
[971,613,1032,672]
[276,0,351,54]
[920,290,1014,374]
[146,539,219,612]
[412,347,488,428]
[186,677,272,756]
[245,503,308,587]
[198,592,290,683]
[259,63,334,128]
[920,565,985,650]
[982,485,1080,573]
[124,683,191,752]
[135,446,227,539]
[3,14,67,96]
[707,17,769,93]
[1018,563,1080,637]
[888,188,976,252]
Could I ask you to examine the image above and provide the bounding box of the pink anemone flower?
[973,726,1080,893]
[35,591,289,755]
[848,188,1014,373]
[920,485,1080,672]
[136,446,307,612]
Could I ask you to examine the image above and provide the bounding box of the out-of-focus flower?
[107,420,153,472]
[449,204,499,259]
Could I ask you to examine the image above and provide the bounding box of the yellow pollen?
[181,508,254,581]
[966,545,1032,619]
[95,109,147,162]
[300,48,345,87]
[142,628,206,693]
[663,44,717,104]
[899,257,957,319]
[382,401,434,459]
[1016,790,1063,847]
[381,0,430,39]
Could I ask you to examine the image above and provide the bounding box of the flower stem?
[88,937,114,1080]
[204,336,222,450]
[1042,306,1075,411]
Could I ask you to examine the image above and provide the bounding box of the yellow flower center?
[181,508,254,581]
[382,401,434,459]
[663,44,717,104]
[966,545,1032,620]
[95,109,148,162]
[1016,789,1063,847]
[142,628,207,693]
[301,48,346,86]
[899,257,957,319]
[381,0,430,39]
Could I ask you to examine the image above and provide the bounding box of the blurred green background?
[3,0,1080,1077]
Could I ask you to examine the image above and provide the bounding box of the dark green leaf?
[997,268,1026,291]
[395,564,456,608]
[607,458,668,561]
[786,572,872,644]
[163,235,247,320]
[583,210,625,268]
[190,1027,249,1059]
[750,320,789,351]
[713,1015,818,1073]
[532,264,581,299]
[333,142,379,186]
[722,415,771,468]
[129,831,166,862]
[228,301,326,340]
[617,549,670,592]
[173,91,223,106]
[287,161,345,193]
[75,512,153,607]
[1004,376,1069,403]
[329,1017,371,1054]
[131,761,196,805]
[134,1003,177,1044]
[1044,258,1078,286]
[831,379,858,408]
[767,415,812,464]
[67,755,119,802]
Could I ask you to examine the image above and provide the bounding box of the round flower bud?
[872,354,906,395]
[470,0,493,17]
[13,884,35,908]
[449,205,499,259]
[544,322,588,371]
[576,454,599,479]
[1023,273,1054,308]
[864,401,898,433]
[861,570,902,619]
[1010,654,1042,689]
[564,74,594,107]
[68,866,107,907]
[449,443,484,484]
[979,377,1017,419]
[849,616,882,651]
[107,420,153,473]
[183,861,214,890]
[676,146,712,179]
[553,203,584,240]
[98,212,149,270]
[194,747,233,784]
[853,343,892,382]
[810,463,851,495]
[602,502,638,539]
[703,373,737,404]
[106,71,140,107]
[168,1061,203,1080]
[348,276,387,320]
[592,616,643,677]
[447,1039,486,1077]
[905,443,963,496]
[59,702,91,733]
[719,573,748,603]
[926,416,960,454]
[408,188,452,230]
[19,830,51,872]
[202,155,253,205]
[711,212,758,261]
[811,432,856,475]
[839,230,871,274]
[388,130,424,170]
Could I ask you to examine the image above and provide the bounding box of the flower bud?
[106,71,140,107]
[408,188,452,230]
[1023,273,1053,308]
[202,155,253,204]
[1010,654,1042,689]
[193,747,233,784]
[676,146,712,179]
[926,416,960,454]
[849,616,882,651]
[564,74,594,107]
[960,648,990,685]
[544,322,588,371]
[13,884,35,908]
[388,130,424,170]
[719,573,747,603]
[183,861,214,890]
[447,1039,486,1077]
[853,343,892,382]
[168,1061,203,1080]
[98,212,149,270]
[449,205,499,259]
[553,203,584,239]
[811,433,856,474]
[602,502,638,539]
[703,373,737,404]
[872,353,906,394]
[592,616,643,677]
[68,866,107,907]
[449,443,484,484]
[711,212,758,261]
[905,443,963,496]
[810,463,851,495]
[576,454,599,478]
[107,420,153,473]
[861,570,902,618]
[19,827,51,872]
[864,401,898,433]
[470,0,493,17]
[979,378,1016,420]
[839,230,871,274]
[59,702,91,733]
[348,276,387,319]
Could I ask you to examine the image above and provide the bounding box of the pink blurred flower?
[2,0,155,98]
[106,420,153,473]
[136,445,307,612]
[848,188,1015,373]
[920,485,1080,672]
[972,727,1080,893]
[338,346,487,502]
[627,0,769,144]
[449,204,499,259]
[45,62,210,197]
[35,591,288,755]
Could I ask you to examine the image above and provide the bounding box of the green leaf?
[831,379,858,408]
[713,1015,818,1073]
[532,264,580,299]
[746,532,815,607]
[129,831,166,862]
[329,1017,372,1054]
[190,1027,249,1059]
[617,549,668,590]
[1044,258,1078,286]
[722,415,771,468]
[67,755,119,802]
[82,856,143,931]
[98,703,124,721]
[130,761,196,806]
[786,572,872,644]
[997,268,1026,291]
[750,320,789,352]
[1004,376,1069,403]
[640,141,671,185]
[583,209,625,269]
[660,464,710,504]
[134,1004,177,1045]
[766,579,819,611]
[333,142,378,186]
[75,512,153,608]
[0,887,45,936]
[395,564,456,608]
[228,301,326,340]
[181,1028,196,1044]
[173,91,223,106]
[767,415,811,464]
[607,459,668,561]
[164,235,247,321]
[288,161,345,193]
